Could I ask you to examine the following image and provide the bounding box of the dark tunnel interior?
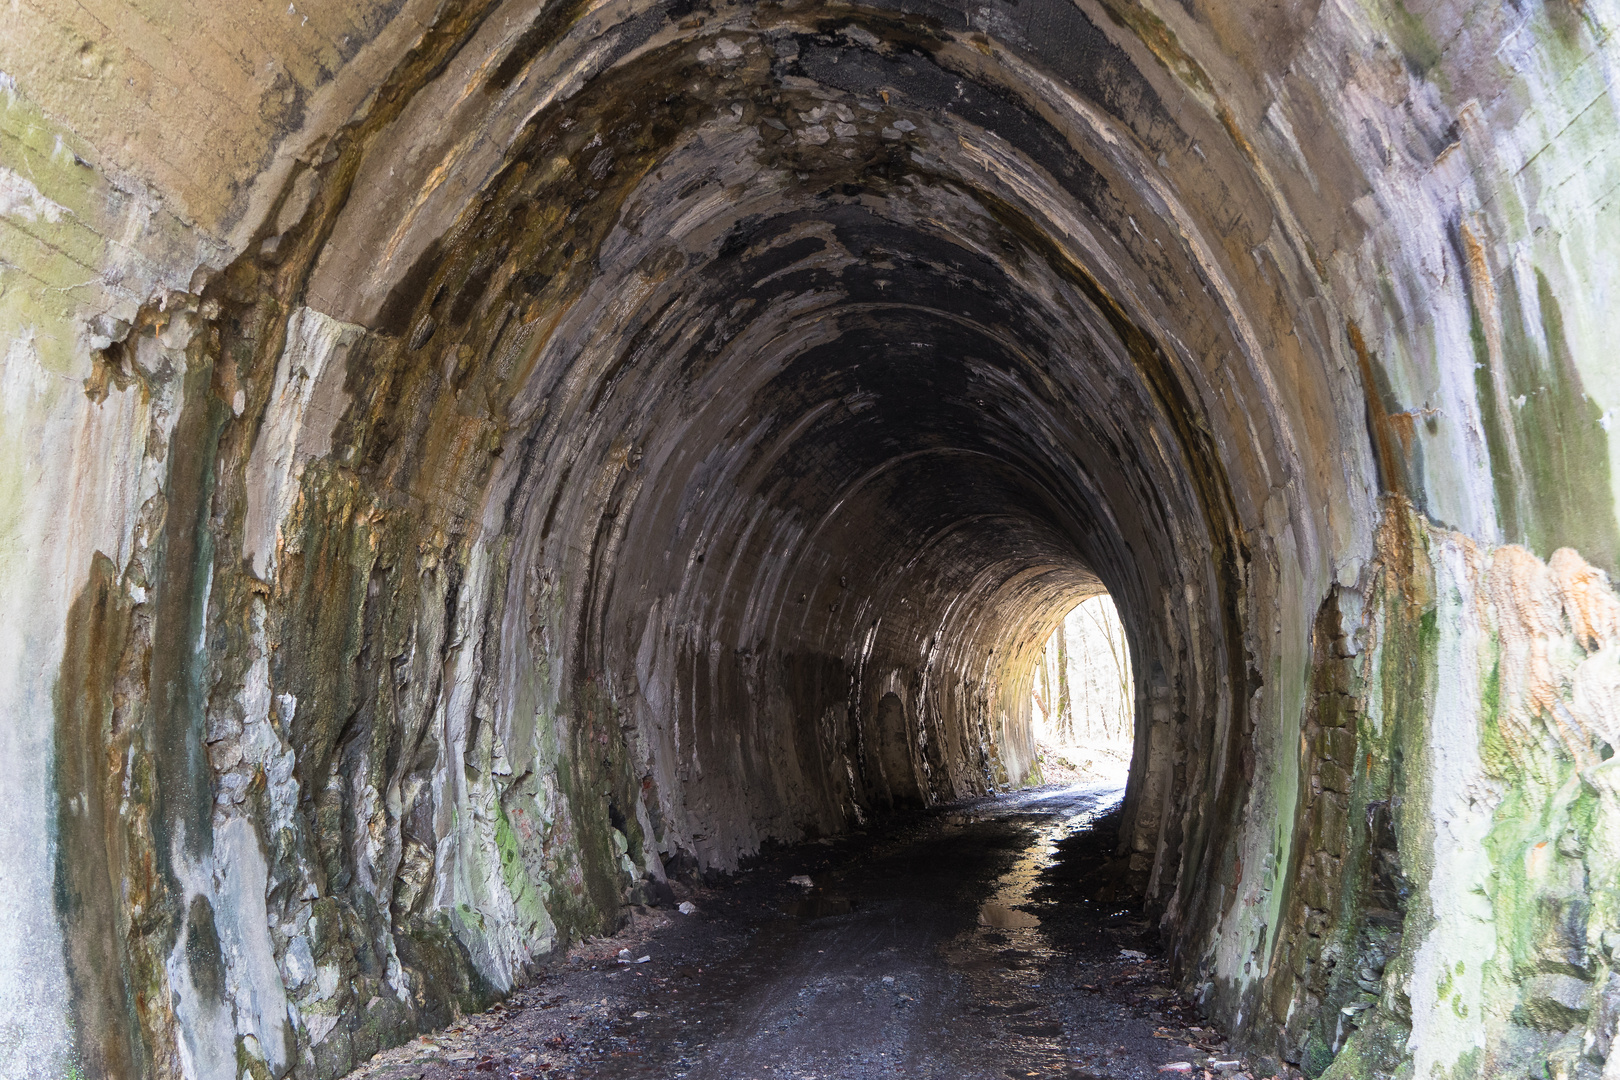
[236,6,1268,1046]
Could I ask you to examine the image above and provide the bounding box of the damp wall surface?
[5,0,1620,1077]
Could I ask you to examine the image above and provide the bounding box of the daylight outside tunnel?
[5,0,1620,1077]
[1029,596,1134,786]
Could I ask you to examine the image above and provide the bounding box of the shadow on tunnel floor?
[344,785,1264,1080]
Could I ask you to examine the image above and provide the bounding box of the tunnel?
[5,0,1620,1077]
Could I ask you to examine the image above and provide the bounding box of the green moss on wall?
[1387,0,1442,78]
[1468,263,1619,575]
[1264,503,1438,1079]
[542,680,645,938]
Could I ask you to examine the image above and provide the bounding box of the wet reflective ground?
[347,784,1246,1080]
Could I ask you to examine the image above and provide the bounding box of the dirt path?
[343,785,1266,1080]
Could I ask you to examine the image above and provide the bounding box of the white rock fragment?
[841,23,880,47]
[678,901,698,914]
[243,306,365,580]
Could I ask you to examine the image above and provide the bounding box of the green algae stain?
[1479,656,1507,775]
[1466,594,1618,1072]
[48,319,238,1080]
[236,1035,274,1080]
[1519,272,1619,573]
[1295,503,1441,1079]
[0,84,116,316]
[52,553,144,1080]
[1317,1015,1396,1080]
[1469,289,1525,548]
[1091,0,1217,103]
[182,896,226,1005]
[1387,0,1442,78]
[494,800,556,949]
[543,681,649,939]
[1482,754,1595,983]
[1300,1031,1336,1079]
[1469,265,1620,572]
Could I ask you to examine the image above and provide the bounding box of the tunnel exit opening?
[1028,594,1134,787]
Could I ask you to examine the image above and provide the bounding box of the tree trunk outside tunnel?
[1033,597,1135,782]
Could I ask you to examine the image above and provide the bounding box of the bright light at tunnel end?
[1027,595,1134,788]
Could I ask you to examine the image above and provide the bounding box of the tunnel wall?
[6,0,1620,1078]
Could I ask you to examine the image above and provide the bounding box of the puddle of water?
[979,902,1041,929]
[976,792,1111,932]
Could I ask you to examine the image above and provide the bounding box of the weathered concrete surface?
[4,0,1620,1077]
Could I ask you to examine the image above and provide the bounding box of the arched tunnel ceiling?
[202,0,1343,1033]
[13,0,1620,1076]
[267,0,1334,724]
[254,0,1304,855]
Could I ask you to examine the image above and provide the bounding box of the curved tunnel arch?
[239,0,1297,1000]
[229,0,1305,1044]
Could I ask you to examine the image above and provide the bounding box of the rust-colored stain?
[1347,320,1406,501]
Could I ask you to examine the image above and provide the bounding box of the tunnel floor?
[345,785,1249,1080]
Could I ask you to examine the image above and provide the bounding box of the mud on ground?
[343,786,1287,1080]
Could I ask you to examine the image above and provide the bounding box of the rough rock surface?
[4,0,1620,1077]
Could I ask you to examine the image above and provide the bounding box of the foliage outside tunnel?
[1030,596,1135,785]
